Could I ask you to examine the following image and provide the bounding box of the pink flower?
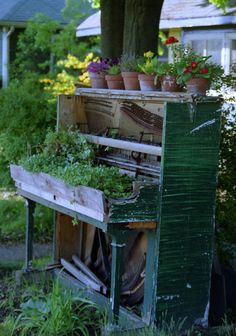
[165,36,179,45]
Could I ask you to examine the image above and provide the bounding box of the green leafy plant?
[217,316,236,336]
[107,64,121,75]
[156,62,178,78]
[0,196,53,242]
[120,54,140,72]
[138,51,158,75]
[19,129,133,199]
[176,55,224,86]
[13,280,102,336]
[0,74,56,187]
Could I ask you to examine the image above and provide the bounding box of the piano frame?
[10,89,222,332]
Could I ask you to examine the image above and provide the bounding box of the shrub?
[0,74,56,186]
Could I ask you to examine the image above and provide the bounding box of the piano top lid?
[75,88,223,103]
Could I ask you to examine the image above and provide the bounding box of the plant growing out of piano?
[19,129,133,199]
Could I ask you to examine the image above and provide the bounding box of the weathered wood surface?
[72,254,107,290]
[55,213,82,261]
[10,164,107,222]
[75,88,194,103]
[61,258,105,293]
[10,165,159,224]
[155,100,222,327]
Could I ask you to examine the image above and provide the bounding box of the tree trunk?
[123,0,164,56]
[100,0,125,58]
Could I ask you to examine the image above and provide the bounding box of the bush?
[0,195,53,242]
[216,103,236,265]
[0,74,56,186]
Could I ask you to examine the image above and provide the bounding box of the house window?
[184,32,223,66]
[184,30,236,74]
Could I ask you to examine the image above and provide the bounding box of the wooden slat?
[61,258,103,293]
[75,88,194,102]
[10,165,107,222]
[72,254,107,293]
[125,221,157,230]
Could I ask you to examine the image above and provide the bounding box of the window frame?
[182,29,236,74]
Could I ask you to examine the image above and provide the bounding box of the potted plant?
[164,36,224,95]
[87,58,110,89]
[120,54,140,90]
[137,51,161,91]
[105,64,124,90]
[156,62,182,92]
[176,56,224,95]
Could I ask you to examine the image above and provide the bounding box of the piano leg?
[25,198,36,271]
[109,232,126,327]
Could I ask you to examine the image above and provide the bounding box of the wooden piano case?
[10,89,222,331]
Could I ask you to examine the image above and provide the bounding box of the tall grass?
[12,279,102,336]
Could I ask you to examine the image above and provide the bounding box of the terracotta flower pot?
[138,74,161,91]
[121,72,140,90]
[88,72,108,89]
[186,77,209,95]
[105,74,125,90]
[161,75,182,92]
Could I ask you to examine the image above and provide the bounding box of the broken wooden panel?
[109,184,159,223]
[156,100,222,326]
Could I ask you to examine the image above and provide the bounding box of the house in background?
[0,0,93,87]
[76,0,236,74]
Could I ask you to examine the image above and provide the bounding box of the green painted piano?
[10,89,222,332]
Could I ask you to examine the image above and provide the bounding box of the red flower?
[184,66,192,73]
[165,36,179,45]
[201,67,209,74]
[191,61,198,68]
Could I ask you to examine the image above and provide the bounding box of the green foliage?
[12,14,59,75]
[138,51,158,76]
[156,62,178,77]
[19,129,133,199]
[0,196,53,242]
[120,54,140,72]
[12,11,99,77]
[217,316,236,336]
[216,104,236,265]
[215,63,236,266]
[13,280,102,336]
[209,0,228,11]
[107,64,121,75]
[0,74,56,186]
[0,316,16,336]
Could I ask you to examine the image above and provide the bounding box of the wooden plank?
[81,133,162,156]
[125,221,157,230]
[61,258,103,293]
[55,213,82,261]
[10,165,107,222]
[72,254,107,293]
[57,95,87,130]
[75,88,194,103]
[16,180,106,222]
[16,189,108,232]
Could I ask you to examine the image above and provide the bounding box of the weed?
[217,316,236,336]
[12,279,103,335]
